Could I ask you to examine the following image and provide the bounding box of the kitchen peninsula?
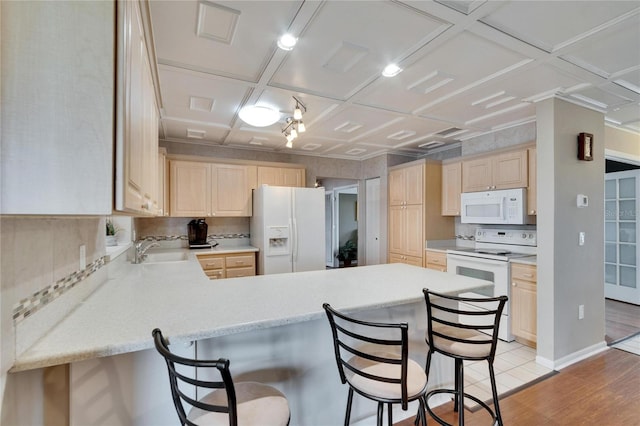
[12,255,491,425]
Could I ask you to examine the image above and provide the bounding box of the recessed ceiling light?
[277,33,297,51]
[238,105,280,127]
[382,63,402,77]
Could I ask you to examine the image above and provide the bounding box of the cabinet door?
[257,166,281,186]
[389,169,406,205]
[169,161,210,217]
[404,204,424,259]
[404,164,424,205]
[425,250,447,271]
[211,164,255,216]
[462,157,492,192]
[512,279,537,343]
[528,148,537,215]
[281,168,304,187]
[493,150,528,190]
[388,205,405,254]
[442,162,461,216]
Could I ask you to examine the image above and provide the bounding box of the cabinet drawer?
[225,254,255,268]
[511,263,536,282]
[425,250,446,266]
[197,256,225,271]
[205,269,225,280]
[225,267,255,278]
[426,263,447,272]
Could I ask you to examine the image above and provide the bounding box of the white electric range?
[447,228,537,341]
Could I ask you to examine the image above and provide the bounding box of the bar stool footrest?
[425,389,497,426]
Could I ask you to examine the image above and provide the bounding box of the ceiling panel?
[420,64,585,125]
[480,1,639,53]
[357,31,531,113]
[150,1,301,81]
[158,66,252,125]
[269,1,450,99]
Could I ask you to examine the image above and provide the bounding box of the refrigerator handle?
[291,217,298,264]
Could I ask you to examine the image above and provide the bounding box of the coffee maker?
[188,219,212,249]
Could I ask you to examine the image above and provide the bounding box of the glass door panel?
[605,169,639,305]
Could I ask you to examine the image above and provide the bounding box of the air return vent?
[435,127,463,137]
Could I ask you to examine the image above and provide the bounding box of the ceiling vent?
[387,130,416,140]
[189,96,215,112]
[435,127,464,137]
[345,148,366,155]
[418,141,445,149]
[186,129,206,139]
[301,143,321,151]
[334,121,363,133]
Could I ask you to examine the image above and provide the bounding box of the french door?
[605,170,640,305]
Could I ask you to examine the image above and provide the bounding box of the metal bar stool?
[421,289,508,426]
[323,303,429,426]
[152,328,290,426]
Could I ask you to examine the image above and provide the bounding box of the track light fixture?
[281,96,307,148]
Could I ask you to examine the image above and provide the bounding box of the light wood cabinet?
[196,252,256,280]
[462,149,528,193]
[389,164,424,206]
[388,160,454,267]
[1,1,114,214]
[169,161,257,217]
[511,263,537,347]
[528,147,537,215]
[425,250,447,272]
[257,166,305,187]
[441,162,462,216]
[115,0,159,215]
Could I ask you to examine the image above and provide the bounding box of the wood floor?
[395,348,640,426]
[605,298,640,344]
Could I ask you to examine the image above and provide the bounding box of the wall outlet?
[578,304,584,320]
[579,232,585,246]
[79,245,86,270]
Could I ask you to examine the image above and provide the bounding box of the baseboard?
[536,340,609,370]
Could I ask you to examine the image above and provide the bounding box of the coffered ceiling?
[149,0,640,160]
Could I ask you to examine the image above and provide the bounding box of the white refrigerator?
[251,185,326,275]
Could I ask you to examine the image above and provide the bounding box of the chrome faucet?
[133,241,160,264]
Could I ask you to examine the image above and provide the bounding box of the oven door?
[447,253,513,341]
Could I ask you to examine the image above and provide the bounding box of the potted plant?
[106,219,120,247]
[336,239,357,267]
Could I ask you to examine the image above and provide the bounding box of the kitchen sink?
[144,251,190,263]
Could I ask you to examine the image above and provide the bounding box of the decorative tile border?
[139,233,250,241]
[13,256,106,324]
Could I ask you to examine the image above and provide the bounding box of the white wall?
[536,98,606,365]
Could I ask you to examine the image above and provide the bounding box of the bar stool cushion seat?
[346,353,427,400]
[188,381,290,426]
[427,323,492,358]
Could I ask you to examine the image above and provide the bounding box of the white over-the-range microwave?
[460,188,527,225]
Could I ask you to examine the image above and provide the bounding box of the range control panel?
[475,228,537,246]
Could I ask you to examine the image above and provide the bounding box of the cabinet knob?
[512,282,517,286]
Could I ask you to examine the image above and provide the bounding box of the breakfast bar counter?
[12,259,491,425]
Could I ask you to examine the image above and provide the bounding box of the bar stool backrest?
[422,289,508,361]
[152,328,238,426]
[323,303,411,409]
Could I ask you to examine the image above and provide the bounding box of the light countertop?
[11,258,492,373]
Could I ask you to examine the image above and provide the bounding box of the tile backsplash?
[134,217,250,243]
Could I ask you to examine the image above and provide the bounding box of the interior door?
[365,178,381,265]
[605,170,640,305]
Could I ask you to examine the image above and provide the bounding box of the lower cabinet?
[196,252,256,280]
[425,250,447,272]
[511,263,537,347]
[389,253,423,267]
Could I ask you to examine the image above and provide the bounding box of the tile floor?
[612,333,640,356]
[462,340,554,410]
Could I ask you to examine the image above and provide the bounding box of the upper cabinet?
[114,0,159,216]
[441,161,462,216]
[169,160,256,217]
[257,166,305,187]
[1,1,114,214]
[389,164,424,206]
[462,149,528,192]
